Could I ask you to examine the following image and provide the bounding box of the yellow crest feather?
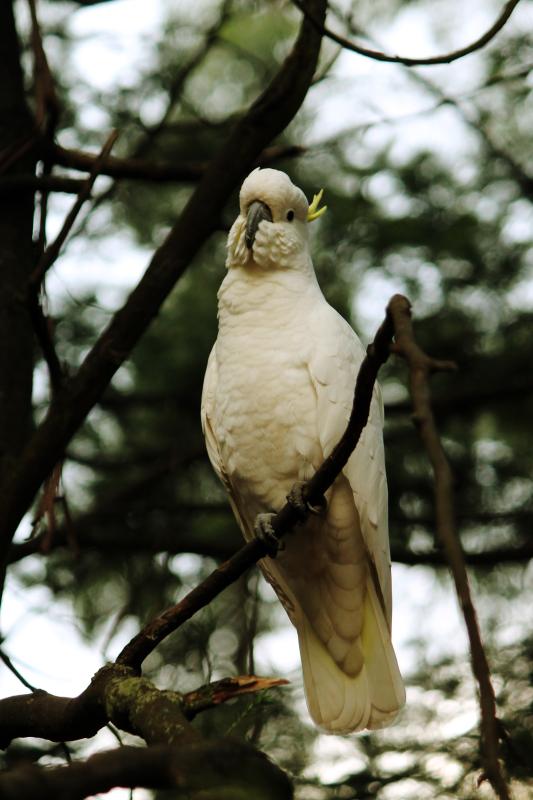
[307,188,327,222]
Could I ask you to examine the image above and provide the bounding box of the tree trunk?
[0,3,35,544]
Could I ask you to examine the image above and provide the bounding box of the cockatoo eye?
[286,210,295,221]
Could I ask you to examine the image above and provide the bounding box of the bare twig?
[182,675,289,720]
[29,130,118,289]
[27,0,62,253]
[26,294,63,391]
[292,0,522,67]
[116,298,395,670]
[27,0,59,134]
[133,0,233,162]
[26,131,118,396]
[388,295,510,800]
[0,649,39,693]
[400,66,533,200]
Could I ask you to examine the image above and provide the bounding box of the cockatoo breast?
[214,268,323,516]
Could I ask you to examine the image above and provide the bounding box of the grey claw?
[254,512,283,557]
[287,481,327,518]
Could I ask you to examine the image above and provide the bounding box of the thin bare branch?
[388,295,510,800]
[26,131,118,395]
[27,0,60,134]
[133,0,233,161]
[0,649,39,693]
[182,675,289,720]
[29,131,118,289]
[26,294,63,391]
[292,0,522,67]
[27,0,62,253]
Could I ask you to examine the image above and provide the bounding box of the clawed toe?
[254,512,283,557]
[287,481,327,518]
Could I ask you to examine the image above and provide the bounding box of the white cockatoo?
[201,168,405,733]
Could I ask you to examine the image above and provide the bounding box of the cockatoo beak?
[245,200,272,249]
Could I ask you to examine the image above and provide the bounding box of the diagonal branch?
[292,0,522,67]
[0,0,327,566]
[29,131,119,290]
[116,297,395,670]
[387,295,510,800]
[26,131,119,395]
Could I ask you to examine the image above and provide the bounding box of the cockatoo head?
[226,168,325,271]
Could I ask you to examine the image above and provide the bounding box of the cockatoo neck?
[218,255,321,327]
[226,215,313,275]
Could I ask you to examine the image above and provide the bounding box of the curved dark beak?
[245,200,272,249]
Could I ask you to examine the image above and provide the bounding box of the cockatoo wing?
[298,302,404,731]
[201,343,301,623]
[201,345,250,537]
[307,303,392,626]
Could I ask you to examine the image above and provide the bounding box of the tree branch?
[29,131,118,291]
[116,297,395,670]
[0,174,85,194]
[0,0,327,564]
[292,0,522,67]
[0,666,117,749]
[388,295,510,800]
[0,742,293,800]
[47,142,305,183]
[24,131,118,399]
[0,669,292,799]
[181,675,289,720]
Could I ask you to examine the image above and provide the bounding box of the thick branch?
[388,295,510,800]
[0,741,293,800]
[0,664,122,749]
[0,0,36,559]
[0,665,197,749]
[0,174,85,194]
[0,0,327,557]
[0,667,292,799]
[116,298,395,670]
[293,0,522,67]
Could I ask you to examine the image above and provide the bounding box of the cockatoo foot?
[287,481,327,518]
[254,512,284,557]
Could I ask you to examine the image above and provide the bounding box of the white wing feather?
[201,345,251,538]
[307,303,392,626]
